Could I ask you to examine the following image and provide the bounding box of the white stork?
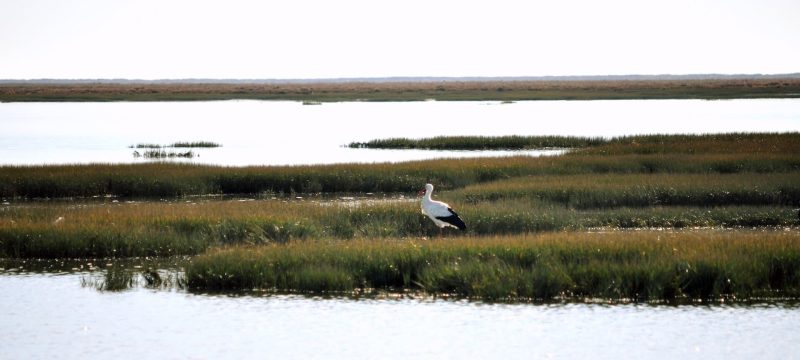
[419,183,466,231]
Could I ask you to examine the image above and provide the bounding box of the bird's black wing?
[436,207,467,230]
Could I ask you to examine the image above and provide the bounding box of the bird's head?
[418,183,433,197]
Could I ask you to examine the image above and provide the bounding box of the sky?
[1,0,798,79]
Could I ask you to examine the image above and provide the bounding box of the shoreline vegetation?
[348,135,607,150]
[349,133,800,151]
[2,132,800,302]
[2,133,798,199]
[187,231,800,303]
[2,77,800,102]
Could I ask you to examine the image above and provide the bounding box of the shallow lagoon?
[1,272,799,359]
[1,99,798,166]
[2,99,800,359]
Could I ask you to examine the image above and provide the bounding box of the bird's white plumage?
[420,183,461,229]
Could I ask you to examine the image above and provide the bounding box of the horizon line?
[3,73,800,84]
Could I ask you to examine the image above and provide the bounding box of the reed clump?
[185,230,800,302]
[130,141,221,149]
[130,143,162,149]
[349,135,607,150]
[140,150,195,159]
[170,141,221,148]
[81,264,137,291]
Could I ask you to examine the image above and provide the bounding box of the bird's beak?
[417,189,426,197]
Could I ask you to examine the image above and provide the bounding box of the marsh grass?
[2,198,797,258]
[2,133,799,199]
[186,230,800,302]
[0,200,423,258]
[3,153,799,198]
[455,173,800,208]
[580,132,800,155]
[349,135,607,150]
[350,133,800,153]
[1,133,799,260]
[3,78,800,102]
[463,202,798,233]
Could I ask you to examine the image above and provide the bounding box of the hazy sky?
[1,0,798,79]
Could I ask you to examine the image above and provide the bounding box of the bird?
[419,183,466,231]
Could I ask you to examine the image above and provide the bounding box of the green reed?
[81,264,137,291]
[186,230,800,302]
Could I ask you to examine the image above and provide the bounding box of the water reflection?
[79,266,185,292]
[3,258,800,308]
[1,271,799,359]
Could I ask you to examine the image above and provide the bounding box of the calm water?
[1,273,799,360]
[3,99,800,359]
[1,99,799,166]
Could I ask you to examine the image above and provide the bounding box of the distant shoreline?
[2,75,800,102]
[3,73,800,84]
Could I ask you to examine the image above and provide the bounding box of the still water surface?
[1,99,798,166]
[2,99,800,359]
[1,273,799,360]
